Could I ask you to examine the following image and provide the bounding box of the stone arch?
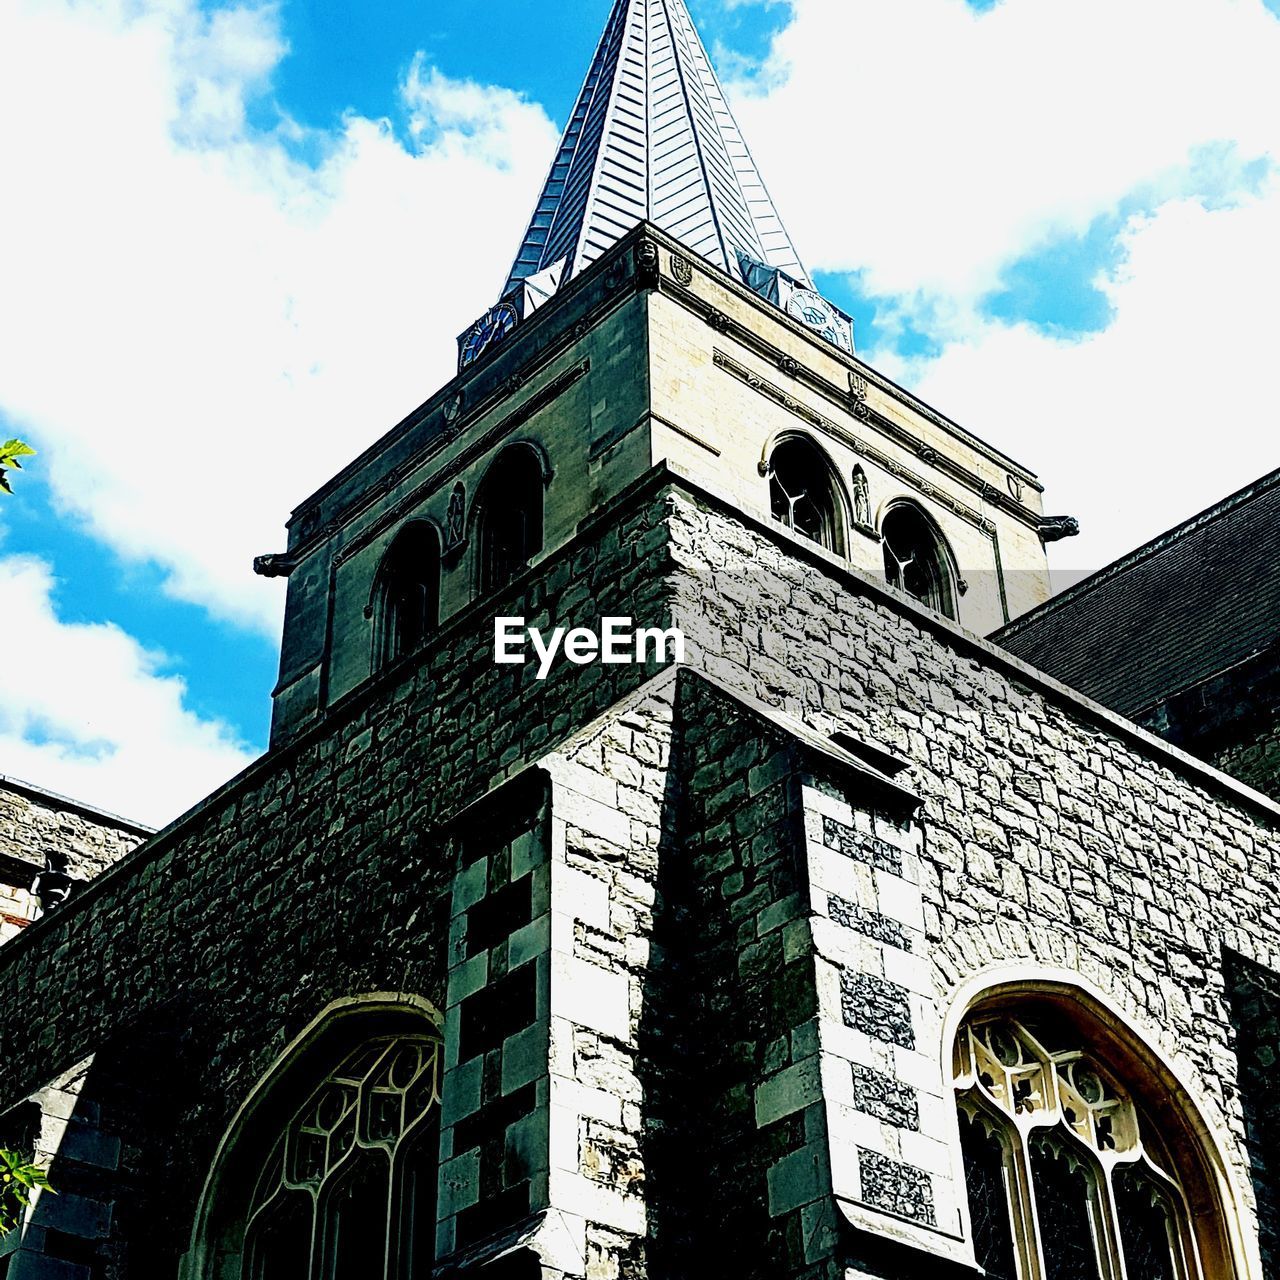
[938,964,1262,1280]
[760,429,850,556]
[369,520,442,674]
[183,993,444,1280]
[468,440,550,596]
[878,496,959,619]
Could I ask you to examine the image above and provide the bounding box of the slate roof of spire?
[502,0,811,298]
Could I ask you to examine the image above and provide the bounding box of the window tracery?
[880,502,956,619]
[241,1033,441,1280]
[475,446,545,594]
[955,1011,1207,1280]
[767,435,846,554]
[372,524,440,673]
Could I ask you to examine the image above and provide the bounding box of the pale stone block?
[551,1077,623,1127]
[894,1045,945,1095]
[813,957,845,1023]
[811,916,881,971]
[548,1103,582,1173]
[827,1127,863,1203]
[550,910,575,956]
[800,785,855,827]
[549,1016,576,1078]
[556,787,632,848]
[557,864,612,930]
[549,1170,646,1235]
[828,1100,888,1154]
[819,1055,855,1108]
[553,759,619,808]
[874,871,925,931]
[900,1130,954,1178]
[818,1018,878,1068]
[883,947,934,998]
[552,953,631,1040]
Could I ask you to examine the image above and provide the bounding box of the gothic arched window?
[475,445,545,595]
[372,523,440,673]
[241,1033,442,1280]
[954,1007,1213,1280]
[767,435,846,554]
[880,502,956,619]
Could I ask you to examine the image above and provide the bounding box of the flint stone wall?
[0,472,1277,1279]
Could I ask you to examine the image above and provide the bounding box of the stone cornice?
[712,348,999,536]
[6,462,1273,980]
[328,360,588,570]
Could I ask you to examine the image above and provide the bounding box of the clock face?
[786,288,836,331]
[461,302,518,367]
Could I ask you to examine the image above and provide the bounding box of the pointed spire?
[502,0,810,298]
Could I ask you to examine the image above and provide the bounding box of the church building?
[1,2,1277,1278]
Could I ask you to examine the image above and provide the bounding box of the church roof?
[502,0,811,298]
[993,468,1280,721]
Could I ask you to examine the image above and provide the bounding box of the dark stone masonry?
[2,468,1277,1279]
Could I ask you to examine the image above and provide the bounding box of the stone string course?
[0,477,1277,1279]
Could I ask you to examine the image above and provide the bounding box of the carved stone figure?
[446,482,466,551]
[852,466,871,528]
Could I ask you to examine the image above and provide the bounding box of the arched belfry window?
[767,435,846,554]
[880,502,957,619]
[475,445,545,595]
[954,1006,1219,1280]
[239,1032,442,1280]
[372,523,440,673]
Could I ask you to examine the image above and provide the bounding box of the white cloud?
[0,0,558,636]
[735,0,1280,306]
[728,0,1280,570]
[0,554,255,827]
[883,178,1280,576]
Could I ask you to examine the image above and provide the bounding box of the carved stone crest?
[442,391,464,426]
[671,255,694,286]
[918,446,940,467]
[706,309,731,333]
[779,355,799,379]
[849,372,869,403]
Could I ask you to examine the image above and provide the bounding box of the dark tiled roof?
[992,469,1280,720]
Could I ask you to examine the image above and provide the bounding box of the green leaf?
[0,439,35,459]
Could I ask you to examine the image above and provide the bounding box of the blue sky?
[1,0,1277,822]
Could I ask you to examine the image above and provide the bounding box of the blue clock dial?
[461,302,518,367]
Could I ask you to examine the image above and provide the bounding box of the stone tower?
[1,3,1276,1279]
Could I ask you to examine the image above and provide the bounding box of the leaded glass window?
[881,503,956,619]
[767,436,846,554]
[955,1012,1206,1280]
[242,1034,441,1280]
[372,524,440,673]
[476,447,544,595]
